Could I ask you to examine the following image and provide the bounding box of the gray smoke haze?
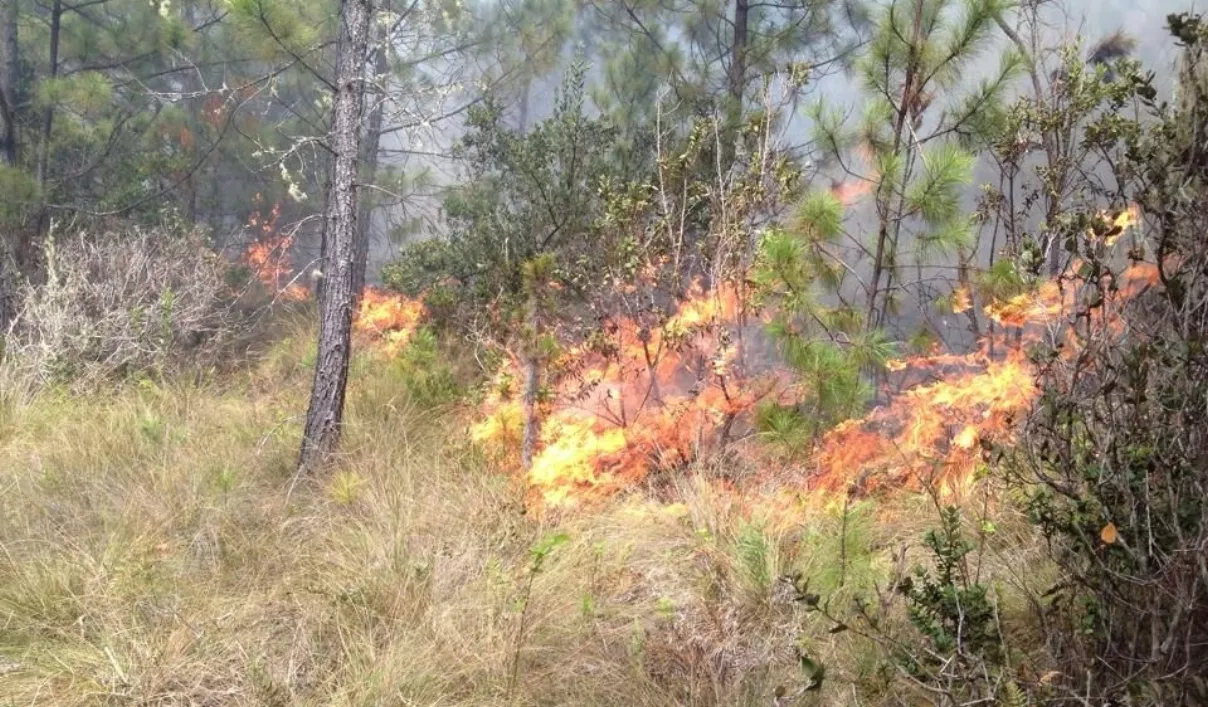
[361,0,1203,291]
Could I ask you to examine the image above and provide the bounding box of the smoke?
[358,0,1195,296]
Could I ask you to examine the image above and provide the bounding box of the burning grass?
[354,286,426,355]
[472,282,793,508]
[468,207,1155,512]
[0,317,1054,707]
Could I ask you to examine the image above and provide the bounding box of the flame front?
[473,206,1155,509]
[473,282,788,508]
[813,351,1036,498]
[354,286,425,355]
[814,206,1152,499]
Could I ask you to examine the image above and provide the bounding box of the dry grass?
[0,324,1052,707]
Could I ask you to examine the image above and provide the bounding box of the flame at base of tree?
[234,198,426,353]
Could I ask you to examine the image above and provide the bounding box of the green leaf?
[529,532,569,566]
[798,651,827,690]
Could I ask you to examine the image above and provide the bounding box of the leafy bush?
[895,507,1003,689]
[1009,14,1208,705]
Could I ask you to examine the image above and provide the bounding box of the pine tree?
[582,0,862,166]
[813,0,1021,334]
[752,0,1021,444]
[297,0,372,473]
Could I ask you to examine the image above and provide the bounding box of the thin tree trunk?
[518,76,532,132]
[28,0,62,265]
[0,0,18,165]
[353,18,389,300]
[35,0,61,189]
[0,0,19,329]
[298,0,373,473]
[520,353,540,470]
[721,0,748,169]
[866,0,923,329]
[520,284,542,470]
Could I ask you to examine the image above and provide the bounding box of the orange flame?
[473,205,1163,510]
[241,199,308,301]
[354,286,425,355]
[951,285,972,314]
[830,178,874,206]
[1093,204,1142,247]
[813,350,1035,498]
[473,282,789,508]
[814,209,1160,500]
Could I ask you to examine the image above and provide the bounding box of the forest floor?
[0,319,1051,707]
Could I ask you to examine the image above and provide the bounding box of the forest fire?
[472,282,790,508]
[812,208,1154,499]
[354,287,425,354]
[812,349,1036,498]
[241,200,309,302]
[235,198,426,352]
[473,206,1155,510]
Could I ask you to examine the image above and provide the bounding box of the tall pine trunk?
[35,0,61,189]
[0,0,18,165]
[27,0,62,271]
[298,0,373,473]
[0,0,19,329]
[721,0,748,170]
[352,17,389,299]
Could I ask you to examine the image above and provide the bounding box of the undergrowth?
[0,323,1046,707]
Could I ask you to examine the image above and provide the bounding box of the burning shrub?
[1009,16,1208,705]
[383,326,462,408]
[236,198,310,303]
[2,224,240,390]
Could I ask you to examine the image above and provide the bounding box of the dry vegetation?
[0,317,1050,707]
[1,225,243,397]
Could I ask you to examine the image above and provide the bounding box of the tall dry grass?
[0,322,1051,707]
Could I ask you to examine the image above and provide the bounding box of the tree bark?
[866,0,923,330]
[35,0,61,189]
[520,281,542,470]
[298,0,373,474]
[353,17,389,300]
[0,0,19,165]
[520,353,540,470]
[518,75,532,132]
[27,0,62,263]
[0,0,19,328]
[721,0,748,169]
